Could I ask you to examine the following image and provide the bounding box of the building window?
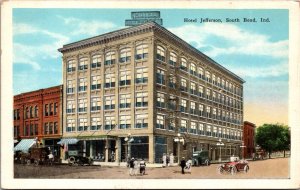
[169,75,176,88]
[91,117,101,130]
[156,93,165,108]
[34,106,38,118]
[136,68,148,84]
[67,100,75,113]
[105,51,116,65]
[119,115,131,129]
[213,126,218,137]
[168,95,176,110]
[67,60,76,72]
[190,82,197,95]
[49,103,53,116]
[14,126,20,137]
[78,98,87,113]
[199,104,204,116]
[180,58,187,71]
[212,91,216,102]
[104,96,115,110]
[78,118,88,131]
[135,44,148,60]
[212,74,216,85]
[66,119,75,132]
[91,55,101,68]
[221,79,225,89]
[218,127,222,138]
[135,114,148,128]
[91,75,101,90]
[136,92,148,107]
[213,108,217,119]
[156,115,165,129]
[190,101,196,115]
[180,99,187,112]
[206,106,211,118]
[105,73,116,88]
[105,116,115,130]
[190,63,197,76]
[54,103,58,115]
[190,121,197,134]
[120,94,131,108]
[198,123,205,135]
[91,97,101,111]
[67,79,75,94]
[169,52,177,66]
[120,70,131,86]
[198,67,204,79]
[79,58,88,70]
[78,78,87,92]
[217,77,221,87]
[180,119,187,133]
[44,105,48,116]
[206,71,211,82]
[49,122,53,134]
[156,46,165,62]
[156,68,165,85]
[168,119,175,131]
[206,125,212,136]
[198,85,204,97]
[180,78,188,92]
[16,109,20,120]
[119,48,131,63]
[206,88,211,99]
[44,123,49,134]
[222,128,226,139]
[30,106,33,118]
[54,122,58,134]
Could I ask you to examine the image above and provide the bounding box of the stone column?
[148,134,154,163]
[115,138,121,164]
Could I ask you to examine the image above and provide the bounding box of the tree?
[255,123,290,159]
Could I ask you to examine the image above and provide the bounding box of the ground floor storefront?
[58,135,242,164]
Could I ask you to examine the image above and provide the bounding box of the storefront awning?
[77,135,116,141]
[57,138,79,145]
[14,139,35,152]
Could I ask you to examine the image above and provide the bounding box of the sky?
[13,9,289,127]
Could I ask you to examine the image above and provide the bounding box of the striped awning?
[14,139,35,152]
[57,138,79,145]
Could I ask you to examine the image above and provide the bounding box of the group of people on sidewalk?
[128,157,146,176]
[180,157,192,174]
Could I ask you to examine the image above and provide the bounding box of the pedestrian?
[162,153,167,167]
[133,158,139,176]
[166,154,170,167]
[185,158,192,173]
[180,157,186,174]
[48,152,54,165]
[139,158,146,175]
[129,157,135,176]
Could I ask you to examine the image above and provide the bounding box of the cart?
[27,147,51,166]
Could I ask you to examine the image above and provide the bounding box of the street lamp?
[240,142,246,160]
[216,138,224,163]
[124,133,134,160]
[174,133,185,164]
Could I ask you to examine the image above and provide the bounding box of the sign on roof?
[125,11,163,26]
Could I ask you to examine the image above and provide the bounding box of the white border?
[1,0,300,189]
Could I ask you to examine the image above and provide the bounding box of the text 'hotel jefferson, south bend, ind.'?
[57,20,245,164]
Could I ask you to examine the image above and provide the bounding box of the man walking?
[180,157,186,174]
[129,157,135,176]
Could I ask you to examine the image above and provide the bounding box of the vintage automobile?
[217,157,249,175]
[192,150,210,166]
[68,151,94,166]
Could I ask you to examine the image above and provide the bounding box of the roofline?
[244,121,256,127]
[14,84,63,97]
[58,22,245,83]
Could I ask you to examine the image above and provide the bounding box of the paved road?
[14,157,289,179]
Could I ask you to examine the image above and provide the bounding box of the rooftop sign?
[125,11,163,26]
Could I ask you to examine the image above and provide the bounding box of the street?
[14,157,289,179]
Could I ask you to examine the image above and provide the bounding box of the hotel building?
[58,22,244,163]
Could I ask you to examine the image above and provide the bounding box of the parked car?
[217,157,249,175]
[192,150,210,166]
[68,151,94,166]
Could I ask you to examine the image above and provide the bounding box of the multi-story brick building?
[58,22,244,163]
[13,85,63,156]
[243,121,256,159]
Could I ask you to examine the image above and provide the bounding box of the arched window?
[169,52,177,66]
[91,55,101,68]
[50,103,53,115]
[29,106,33,118]
[79,57,88,70]
[135,44,148,60]
[105,51,116,65]
[34,106,38,118]
[119,48,131,63]
[67,59,76,72]
[180,58,187,71]
[156,46,165,62]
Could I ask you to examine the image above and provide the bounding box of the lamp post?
[240,142,246,160]
[174,133,185,164]
[124,133,134,160]
[216,138,224,163]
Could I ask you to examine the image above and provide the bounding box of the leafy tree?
[255,123,290,158]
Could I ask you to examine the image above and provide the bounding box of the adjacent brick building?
[243,121,256,158]
[13,85,63,155]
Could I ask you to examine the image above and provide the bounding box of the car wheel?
[217,166,224,174]
[244,165,249,173]
[68,156,76,166]
[230,166,237,175]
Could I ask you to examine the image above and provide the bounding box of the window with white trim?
[91,97,101,111]
[213,108,217,119]
[217,77,221,86]
[156,68,165,85]
[212,126,217,137]
[206,106,211,118]
[120,70,131,86]
[180,99,187,112]
[79,58,88,70]
[156,115,165,129]
[180,58,187,71]
[206,88,211,99]
[119,48,131,63]
[91,55,101,68]
[199,104,204,116]
[119,115,131,129]
[199,85,204,97]
[169,52,177,66]
[136,68,148,84]
[66,119,75,132]
[105,116,115,130]
[104,96,115,110]
[120,94,131,108]
[180,119,187,133]
[198,67,204,79]
[67,79,75,94]
[190,63,196,75]
[105,73,116,88]
[206,125,212,136]
[67,100,75,113]
[78,118,88,131]
[136,92,148,107]
[190,101,196,115]
[135,114,148,128]
[212,91,216,101]
[67,60,76,72]
[190,82,196,95]
[91,117,101,130]
[135,44,148,60]
[78,78,87,92]
[199,123,205,135]
[156,93,165,108]
[212,74,216,85]
[180,78,188,92]
[190,121,197,134]
[91,75,101,90]
[156,46,165,62]
[78,98,87,113]
[205,71,211,82]
[105,51,116,65]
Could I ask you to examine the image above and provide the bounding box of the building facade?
[13,85,63,155]
[243,121,256,159]
[58,22,244,163]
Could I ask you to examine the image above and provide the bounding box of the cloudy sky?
[13,9,288,126]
